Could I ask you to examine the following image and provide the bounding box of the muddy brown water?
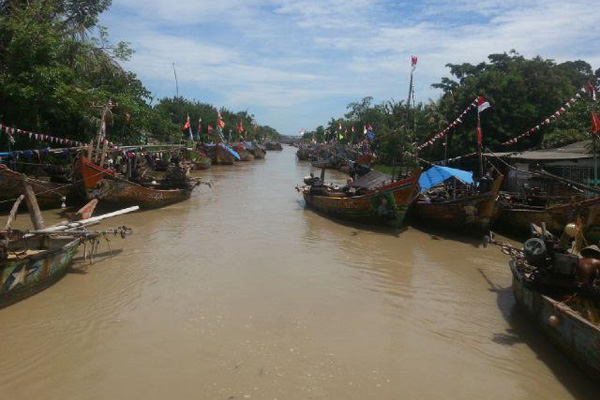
[0,146,598,399]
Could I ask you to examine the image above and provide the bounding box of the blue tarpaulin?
[220,143,240,161]
[419,165,474,193]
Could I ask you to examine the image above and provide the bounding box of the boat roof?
[420,165,474,193]
[350,170,393,190]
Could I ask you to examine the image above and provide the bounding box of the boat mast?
[477,110,483,177]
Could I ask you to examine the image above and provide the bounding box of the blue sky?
[101,0,599,135]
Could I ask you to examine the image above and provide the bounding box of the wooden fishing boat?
[495,195,600,241]
[186,150,212,170]
[75,156,198,208]
[1,236,80,309]
[411,169,504,232]
[510,259,600,380]
[503,224,600,381]
[0,165,70,209]
[248,144,266,159]
[265,142,283,151]
[89,178,195,208]
[205,144,237,165]
[232,144,255,162]
[299,169,421,227]
[296,146,311,161]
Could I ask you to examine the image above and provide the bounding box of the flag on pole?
[217,111,225,128]
[592,112,600,135]
[182,114,191,131]
[586,82,597,101]
[411,55,418,68]
[477,96,491,113]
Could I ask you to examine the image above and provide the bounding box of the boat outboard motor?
[304,173,322,186]
[523,238,549,268]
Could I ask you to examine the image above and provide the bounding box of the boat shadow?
[299,200,407,238]
[408,224,487,248]
[69,249,125,274]
[478,268,599,399]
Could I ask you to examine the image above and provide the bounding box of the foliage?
[0,0,278,152]
[154,97,280,143]
[309,51,599,164]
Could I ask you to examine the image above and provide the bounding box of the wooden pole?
[22,183,45,230]
[3,195,25,230]
[593,134,598,187]
[477,111,484,177]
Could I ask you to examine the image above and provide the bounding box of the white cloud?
[102,0,599,134]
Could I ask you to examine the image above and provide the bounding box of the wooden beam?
[21,182,45,230]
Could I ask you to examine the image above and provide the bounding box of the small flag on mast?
[411,55,418,68]
[182,114,191,131]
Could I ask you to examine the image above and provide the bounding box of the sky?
[100,0,600,135]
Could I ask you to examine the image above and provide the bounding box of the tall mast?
[172,62,179,99]
[407,56,417,137]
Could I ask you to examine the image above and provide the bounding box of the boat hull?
[1,237,80,309]
[302,171,420,227]
[207,146,236,165]
[0,166,71,209]
[495,196,600,241]
[76,156,194,208]
[510,260,600,380]
[410,176,503,232]
[91,179,194,209]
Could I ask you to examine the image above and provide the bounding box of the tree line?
[0,0,280,151]
[303,51,599,163]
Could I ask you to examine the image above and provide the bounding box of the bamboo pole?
[30,206,139,234]
[3,195,24,230]
[22,183,45,230]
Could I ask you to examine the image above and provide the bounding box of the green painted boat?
[1,236,80,309]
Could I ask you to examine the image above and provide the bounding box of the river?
[0,146,597,399]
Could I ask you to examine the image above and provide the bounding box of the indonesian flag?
[411,55,418,68]
[477,96,491,113]
[198,118,202,133]
[592,112,600,135]
[182,114,191,131]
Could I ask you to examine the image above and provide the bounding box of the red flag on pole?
[411,56,418,68]
[182,114,191,131]
[592,112,600,135]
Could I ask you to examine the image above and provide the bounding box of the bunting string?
[501,85,595,146]
[0,122,85,148]
[418,98,477,151]
[0,122,125,150]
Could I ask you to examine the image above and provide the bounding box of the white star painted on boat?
[9,267,27,291]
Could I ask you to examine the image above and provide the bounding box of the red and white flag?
[411,55,418,68]
[477,96,491,113]
[182,114,191,131]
